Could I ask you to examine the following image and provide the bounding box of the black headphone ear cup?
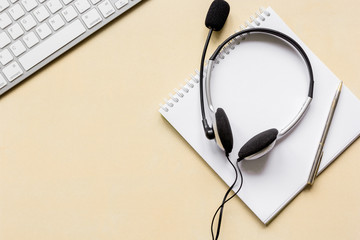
[238,128,278,160]
[214,108,233,154]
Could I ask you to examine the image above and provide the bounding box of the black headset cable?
[211,155,244,240]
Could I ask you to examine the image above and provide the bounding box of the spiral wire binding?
[159,7,271,113]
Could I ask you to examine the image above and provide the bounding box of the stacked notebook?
[159,7,360,224]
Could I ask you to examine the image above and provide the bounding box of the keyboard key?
[74,0,90,13]
[0,49,13,65]
[10,40,26,56]
[114,0,128,9]
[61,0,73,5]
[61,5,77,22]
[46,0,62,13]
[2,61,23,81]
[36,22,52,39]
[0,0,10,12]
[0,74,7,89]
[3,62,23,82]
[20,14,36,30]
[90,0,100,4]
[0,12,12,29]
[23,31,39,48]
[49,14,64,30]
[21,0,37,11]
[19,19,86,71]
[33,5,49,22]
[0,32,11,48]
[81,8,101,29]
[98,0,114,18]
[8,3,25,20]
[8,23,24,39]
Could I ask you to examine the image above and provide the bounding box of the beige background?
[1,0,360,239]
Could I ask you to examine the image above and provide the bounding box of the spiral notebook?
[159,7,360,224]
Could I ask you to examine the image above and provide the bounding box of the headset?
[200,0,314,160]
[199,1,314,239]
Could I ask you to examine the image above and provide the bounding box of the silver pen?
[307,81,343,186]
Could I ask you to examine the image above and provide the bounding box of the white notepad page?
[159,7,360,224]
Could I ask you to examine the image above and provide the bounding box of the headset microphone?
[200,0,231,143]
[205,0,230,31]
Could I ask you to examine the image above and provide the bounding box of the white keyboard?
[0,0,141,96]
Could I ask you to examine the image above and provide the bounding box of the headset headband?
[201,28,314,139]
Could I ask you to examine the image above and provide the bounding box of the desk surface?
[1,0,360,239]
